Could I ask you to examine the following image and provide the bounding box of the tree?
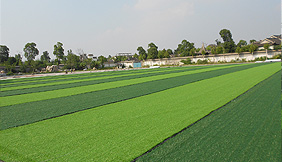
[133,53,138,59]
[215,39,222,46]
[53,42,64,63]
[190,48,196,57]
[237,40,247,47]
[66,49,80,69]
[147,43,158,59]
[137,46,147,60]
[0,45,9,63]
[148,42,158,49]
[201,49,206,58]
[274,45,281,51]
[158,49,170,59]
[241,45,250,52]
[23,42,39,61]
[211,47,216,54]
[98,55,107,68]
[147,47,158,59]
[164,50,170,58]
[29,60,41,74]
[206,46,212,51]
[4,57,17,73]
[175,40,195,56]
[167,49,173,55]
[263,43,270,50]
[219,29,236,53]
[7,57,17,65]
[41,51,51,63]
[15,53,22,66]
[249,39,256,44]
[249,44,258,54]
[235,47,242,58]
[216,46,224,54]
[264,43,270,56]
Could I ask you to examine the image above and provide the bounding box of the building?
[87,54,98,61]
[116,53,132,57]
[120,61,134,68]
[103,60,117,68]
[255,35,281,50]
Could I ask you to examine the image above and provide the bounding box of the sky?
[1,0,281,60]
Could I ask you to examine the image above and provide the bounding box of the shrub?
[180,58,192,65]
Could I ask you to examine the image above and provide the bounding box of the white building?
[87,54,98,61]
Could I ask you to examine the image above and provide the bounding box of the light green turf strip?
[0,64,247,107]
[0,63,279,162]
[0,66,191,91]
[0,67,178,87]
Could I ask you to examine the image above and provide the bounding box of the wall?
[142,50,281,66]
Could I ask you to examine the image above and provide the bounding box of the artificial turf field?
[0,62,280,161]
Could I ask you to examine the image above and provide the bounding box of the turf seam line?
[131,71,280,162]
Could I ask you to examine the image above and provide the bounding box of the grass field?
[0,62,280,161]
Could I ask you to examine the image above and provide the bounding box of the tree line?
[0,42,110,74]
[134,29,280,60]
[0,29,280,74]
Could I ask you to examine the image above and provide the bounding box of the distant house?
[87,54,98,61]
[103,60,117,68]
[256,35,281,50]
[120,61,134,68]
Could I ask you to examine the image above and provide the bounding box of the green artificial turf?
[0,63,262,130]
[0,64,239,107]
[0,63,279,161]
[1,66,191,91]
[136,72,281,162]
[0,67,175,86]
[0,65,209,96]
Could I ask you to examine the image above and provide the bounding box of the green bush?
[197,59,208,64]
[254,56,267,61]
[6,71,14,76]
[180,58,192,65]
[271,54,281,59]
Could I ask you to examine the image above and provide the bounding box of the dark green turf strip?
[0,63,264,130]
[135,72,281,162]
[0,66,209,97]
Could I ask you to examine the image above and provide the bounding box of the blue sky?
[1,0,281,59]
